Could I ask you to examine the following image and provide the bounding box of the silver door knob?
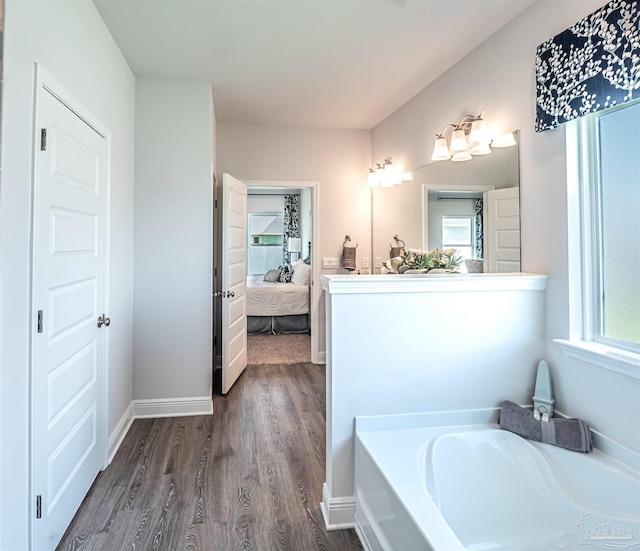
[228,291,235,298]
[97,315,110,328]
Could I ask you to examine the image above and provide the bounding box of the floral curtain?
[475,199,484,259]
[535,0,640,132]
[282,194,299,265]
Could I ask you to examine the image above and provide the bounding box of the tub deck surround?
[354,410,640,551]
[320,273,548,530]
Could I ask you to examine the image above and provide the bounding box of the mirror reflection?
[371,131,520,273]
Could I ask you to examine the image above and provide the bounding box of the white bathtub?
[354,414,640,551]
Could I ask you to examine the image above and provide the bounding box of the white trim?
[317,350,326,365]
[244,180,321,364]
[132,396,213,419]
[320,482,356,530]
[108,403,134,464]
[555,339,640,380]
[565,109,640,372]
[322,272,548,295]
[565,120,587,342]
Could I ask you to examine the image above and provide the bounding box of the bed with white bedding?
[246,267,310,334]
[247,276,309,317]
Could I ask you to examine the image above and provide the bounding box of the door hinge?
[40,128,47,151]
[37,310,44,333]
[214,199,218,209]
[36,495,42,519]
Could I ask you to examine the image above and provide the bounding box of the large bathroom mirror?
[371,131,520,273]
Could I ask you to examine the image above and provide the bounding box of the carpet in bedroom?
[247,334,311,364]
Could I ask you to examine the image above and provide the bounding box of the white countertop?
[321,272,548,294]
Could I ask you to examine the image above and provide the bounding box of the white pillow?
[291,261,311,285]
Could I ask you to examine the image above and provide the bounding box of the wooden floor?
[57,363,363,551]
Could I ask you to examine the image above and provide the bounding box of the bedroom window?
[441,216,474,260]
[248,214,284,275]
[579,101,640,351]
[560,99,640,376]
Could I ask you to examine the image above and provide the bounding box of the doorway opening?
[213,177,320,395]
[244,180,319,365]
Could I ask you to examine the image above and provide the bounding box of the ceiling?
[93,0,535,130]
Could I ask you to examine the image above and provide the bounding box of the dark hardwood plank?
[57,364,363,551]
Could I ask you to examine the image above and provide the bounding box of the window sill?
[554,339,640,380]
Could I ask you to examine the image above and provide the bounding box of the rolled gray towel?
[342,246,357,271]
[499,400,592,453]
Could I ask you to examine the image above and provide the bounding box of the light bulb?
[451,151,472,162]
[449,129,469,154]
[491,132,517,148]
[469,119,488,146]
[470,142,492,155]
[431,137,450,161]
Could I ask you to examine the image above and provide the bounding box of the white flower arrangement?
[381,247,462,274]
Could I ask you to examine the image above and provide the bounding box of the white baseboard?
[318,350,326,364]
[132,396,213,419]
[320,482,355,530]
[108,402,134,464]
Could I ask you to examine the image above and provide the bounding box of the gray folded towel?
[499,400,592,453]
[342,246,357,271]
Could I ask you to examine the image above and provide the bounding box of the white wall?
[217,124,372,356]
[247,194,284,215]
[0,1,135,547]
[133,80,213,403]
[372,0,639,453]
[322,274,547,527]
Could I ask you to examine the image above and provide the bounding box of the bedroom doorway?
[245,180,320,365]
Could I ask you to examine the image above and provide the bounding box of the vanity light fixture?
[367,158,413,187]
[490,131,517,148]
[430,110,496,162]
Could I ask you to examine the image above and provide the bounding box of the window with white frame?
[248,214,284,275]
[441,216,475,261]
[573,100,640,354]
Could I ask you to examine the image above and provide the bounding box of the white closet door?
[33,84,108,550]
[484,187,521,272]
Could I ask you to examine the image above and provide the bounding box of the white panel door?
[484,187,521,273]
[221,174,248,394]
[33,86,107,550]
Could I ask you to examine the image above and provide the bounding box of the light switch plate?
[361,256,369,269]
[322,257,341,268]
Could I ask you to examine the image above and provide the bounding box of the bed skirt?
[247,314,309,335]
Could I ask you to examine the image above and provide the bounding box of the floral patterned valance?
[535,0,640,132]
